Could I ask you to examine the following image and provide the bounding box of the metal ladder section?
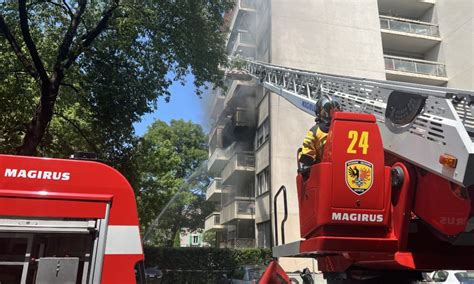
[234,58,474,187]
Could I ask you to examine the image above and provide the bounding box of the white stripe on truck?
[104,225,143,255]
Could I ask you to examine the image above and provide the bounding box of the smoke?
[199,86,218,133]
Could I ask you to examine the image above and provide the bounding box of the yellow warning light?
[439,154,457,168]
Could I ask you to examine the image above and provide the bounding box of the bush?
[144,247,272,283]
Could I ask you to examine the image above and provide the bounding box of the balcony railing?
[221,184,255,206]
[223,80,255,108]
[209,125,224,154]
[380,16,440,37]
[209,89,225,120]
[221,153,255,184]
[227,238,255,248]
[239,0,256,10]
[225,0,256,39]
[230,31,256,56]
[237,200,255,214]
[221,198,255,224]
[209,147,226,165]
[233,109,255,128]
[208,146,232,175]
[206,178,222,201]
[384,55,447,77]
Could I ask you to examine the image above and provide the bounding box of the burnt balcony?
[221,108,256,146]
[204,212,225,232]
[384,55,448,86]
[223,80,256,109]
[209,124,224,155]
[209,88,225,121]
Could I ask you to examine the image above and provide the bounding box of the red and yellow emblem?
[345,159,373,195]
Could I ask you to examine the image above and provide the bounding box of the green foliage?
[0,0,233,155]
[135,119,214,246]
[144,247,273,283]
[232,248,273,266]
[203,231,217,247]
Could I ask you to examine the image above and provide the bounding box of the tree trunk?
[168,221,182,247]
[17,81,59,156]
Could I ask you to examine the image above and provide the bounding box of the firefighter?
[298,95,341,169]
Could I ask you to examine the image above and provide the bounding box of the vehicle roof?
[0,154,139,225]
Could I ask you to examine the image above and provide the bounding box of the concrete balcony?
[209,124,224,154]
[224,80,255,109]
[208,142,242,175]
[380,16,441,54]
[208,148,228,175]
[206,178,222,202]
[225,0,256,45]
[384,55,448,86]
[220,108,256,145]
[221,153,255,186]
[204,212,224,232]
[209,88,225,121]
[378,0,435,19]
[228,30,257,58]
[220,198,255,224]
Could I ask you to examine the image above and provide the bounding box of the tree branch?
[62,0,74,17]
[43,0,73,18]
[54,0,87,73]
[64,1,119,69]
[60,82,80,93]
[18,0,49,83]
[0,14,38,79]
[54,112,99,153]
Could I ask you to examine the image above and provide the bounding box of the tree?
[203,231,217,247]
[135,119,214,246]
[0,0,233,155]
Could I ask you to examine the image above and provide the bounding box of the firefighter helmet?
[315,95,341,132]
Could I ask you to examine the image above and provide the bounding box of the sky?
[133,74,210,136]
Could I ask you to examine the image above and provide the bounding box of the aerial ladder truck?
[231,58,474,283]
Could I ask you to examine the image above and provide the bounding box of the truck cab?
[0,155,145,284]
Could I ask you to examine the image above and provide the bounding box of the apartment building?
[204,0,473,258]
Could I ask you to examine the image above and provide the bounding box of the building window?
[191,234,199,245]
[256,167,269,196]
[255,119,269,149]
[257,221,271,248]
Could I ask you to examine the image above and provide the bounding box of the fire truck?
[232,58,474,283]
[0,154,145,283]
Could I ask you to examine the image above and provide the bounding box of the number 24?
[347,131,369,155]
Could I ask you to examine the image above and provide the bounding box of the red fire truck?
[0,154,145,283]
[235,58,474,283]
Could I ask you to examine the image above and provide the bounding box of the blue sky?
[133,74,210,136]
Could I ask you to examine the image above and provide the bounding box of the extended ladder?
[231,58,474,187]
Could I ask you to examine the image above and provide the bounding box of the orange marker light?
[439,154,457,168]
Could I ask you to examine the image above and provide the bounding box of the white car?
[430,270,474,283]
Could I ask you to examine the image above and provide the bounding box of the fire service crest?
[345,159,373,195]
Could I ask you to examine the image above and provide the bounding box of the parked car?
[430,270,474,283]
[230,265,267,284]
[145,266,163,284]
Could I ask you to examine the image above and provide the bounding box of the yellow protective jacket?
[298,125,328,166]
